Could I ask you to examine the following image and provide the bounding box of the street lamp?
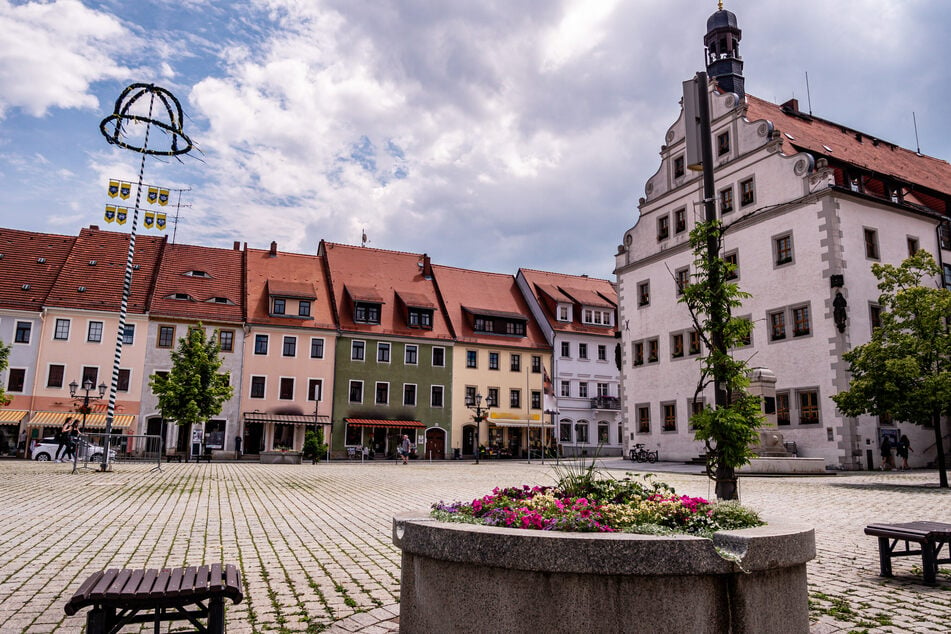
[68,379,107,473]
[467,393,492,465]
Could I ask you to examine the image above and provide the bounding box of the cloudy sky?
[1,0,948,279]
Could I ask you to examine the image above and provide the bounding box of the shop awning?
[0,410,27,423]
[28,411,136,429]
[244,412,331,425]
[345,419,424,429]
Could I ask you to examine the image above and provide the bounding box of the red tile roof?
[0,228,75,311]
[433,265,548,348]
[45,227,165,314]
[149,242,244,323]
[246,247,335,329]
[519,268,618,336]
[745,95,951,198]
[321,242,453,339]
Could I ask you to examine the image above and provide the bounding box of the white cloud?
[0,0,133,118]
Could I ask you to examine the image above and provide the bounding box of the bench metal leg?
[923,541,938,586]
[208,596,226,633]
[86,605,116,634]
[877,537,893,577]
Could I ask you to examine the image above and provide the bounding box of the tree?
[680,220,763,500]
[832,250,950,488]
[149,325,234,442]
[303,429,328,464]
[0,341,10,407]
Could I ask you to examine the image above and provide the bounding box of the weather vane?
[96,83,193,471]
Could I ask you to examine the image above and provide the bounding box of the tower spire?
[704,4,744,100]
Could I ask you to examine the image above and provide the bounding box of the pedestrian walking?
[399,434,411,465]
[54,418,73,462]
[897,434,913,470]
[880,435,894,471]
[63,420,80,463]
[235,435,242,460]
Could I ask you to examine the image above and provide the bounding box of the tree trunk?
[715,464,738,500]
[933,411,948,488]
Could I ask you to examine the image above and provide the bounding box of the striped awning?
[0,410,27,424]
[28,411,136,429]
[345,419,424,429]
[244,412,331,425]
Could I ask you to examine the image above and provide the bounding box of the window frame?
[250,376,266,399]
[864,227,880,260]
[298,300,311,317]
[218,329,234,352]
[375,381,389,405]
[637,280,650,307]
[674,208,687,234]
[673,155,685,179]
[662,402,677,432]
[272,298,286,315]
[717,131,730,156]
[54,318,70,341]
[773,232,794,267]
[797,389,820,425]
[282,335,297,357]
[719,186,734,214]
[657,215,670,241]
[740,177,755,207]
[351,340,365,362]
[466,350,477,368]
[377,342,391,364]
[279,377,295,400]
[14,321,31,344]
[403,383,417,406]
[510,353,521,372]
[46,364,65,388]
[432,346,446,367]
[404,344,418,365]
[254,334,269,355]
[431,385,445,408]
[157,325,175,348]
[310,337,325,359]
[348,380,364,403]
[488,351,499,370]
[7,368,25,393]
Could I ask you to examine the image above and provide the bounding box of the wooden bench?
[64,563,242,633]
[864,521,951,586]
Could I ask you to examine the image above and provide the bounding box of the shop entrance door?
[425,428,446,460]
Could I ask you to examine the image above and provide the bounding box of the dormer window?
[299,300,311,317]
[167,293,193,301]
[408,307,433,329]
[273,298,286,315]
[581,308,613,327]
[474,317,494,332]
[207,297,235,305]
[558,305,570,321]
[183,270,212,278]
[36,257,46,264]
[354,302,381,324]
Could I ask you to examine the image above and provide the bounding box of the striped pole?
[100,91,156,472]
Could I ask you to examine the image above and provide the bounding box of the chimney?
[780,98,799,113]
[233,241,241,251]
[421,253,433,279]
[269,241,277,257]
[89,225,100,231]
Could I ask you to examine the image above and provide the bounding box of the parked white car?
[31,437,116,462]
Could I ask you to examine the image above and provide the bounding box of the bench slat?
[64,571,105,616]
[196,564,210,592]
[209,563,223,593]
[104,568,133,599]
[89,569,119,601]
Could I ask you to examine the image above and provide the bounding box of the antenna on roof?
[912,111,922,155]
[804,71,813,115]
[361,229,369,248]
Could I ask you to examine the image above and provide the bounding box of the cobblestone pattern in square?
[0,460,948,633]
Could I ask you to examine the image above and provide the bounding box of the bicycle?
[629,443,659,463]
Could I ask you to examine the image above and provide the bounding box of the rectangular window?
[907,237,919,256]
[510,389,521,408]
[633,342,644,366]
[47,364,65,388]
[598,345,607,361]
[578,382,588,398]
[717,131,730,156]
[864,228,879,260]
[308,379,323,401]
[647,339,658,363]
[254,334,269,355]
[405,344,418,365]
[298,300,311,317]
[638,281,650,306]
[403,384,417,406]
[770,310,786,340]
[218,329,233,352]
[466,350,477,368]
[354,302,381,324]
[54,318,70,340]
[7,368,25,392]
[560,381,570,397]
[82,366,98,386]
[431,385,444,408]
[532,355,542,373]
[375,382,389,405]
[432,347,446,367]
[675,267,689,296]
[688,329,701,355]
[776,392,790,426]
[351,340,365,361]
[250,376,266,398]
[740,178,755,206]
[558,305,570,321]
[465,386,477,407]
[671,333,684,358]
[279,377,294,400]
[724,251,739,280]
[637,406,650,433]
[575,422,589,443]
[674,155,685,178]
[531,391,541,409]
[578,343,588,360]
[657,215,670,240]
[774,234,793,265]
[674,208,687,234]
[377,342,391,363]
[597,383,609,397]
[282,336,297,357]
[510,354,521,372]
[349,380,363,403]
[869,304,882,332]
[117,369,131,392]
[310,338,325,359]
[798,390,820,424]
[663,403,677,432]
[560,423,572,442]
[488,352,499,370]
[792,305,811,337]
[561,341,570,357]
[720,187,734,214]
[14,321,31,344]
[272,298,286,315]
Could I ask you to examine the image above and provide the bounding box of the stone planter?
[393,513,814,634]
[259,451,302,465]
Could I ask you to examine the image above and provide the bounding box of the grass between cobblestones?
[0,461,949,633]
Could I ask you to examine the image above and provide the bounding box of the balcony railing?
[590,396,620,410]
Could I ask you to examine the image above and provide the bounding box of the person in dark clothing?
[880,435,894,471]
[235,435,242,460]
[897,434,912,471]
[55,418,73,462]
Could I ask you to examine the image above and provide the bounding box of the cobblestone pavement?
[0,459,948,633]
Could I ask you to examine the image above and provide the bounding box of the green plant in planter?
[302,429,328,464]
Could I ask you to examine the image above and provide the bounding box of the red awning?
[344,419,424,428]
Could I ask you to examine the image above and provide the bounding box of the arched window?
[575,420,589,444]
[559,419,573,442]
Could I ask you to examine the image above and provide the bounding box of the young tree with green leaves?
[832,250,950,488]
[0,341,10,407]
[149,325,234,448]
[680,220,763,500]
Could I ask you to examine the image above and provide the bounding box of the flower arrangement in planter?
[431,466,763,538]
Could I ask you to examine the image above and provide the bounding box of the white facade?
[616,83,945,469]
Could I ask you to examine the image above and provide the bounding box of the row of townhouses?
[616,6,951,470]
[0,231,621,460]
